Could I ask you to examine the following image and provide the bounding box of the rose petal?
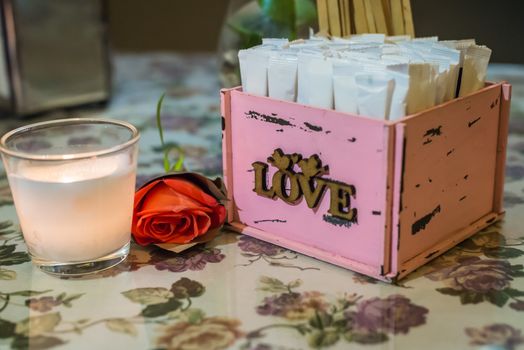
[133,209,214,245]
[139,181,203,212]
[132,176,227,246]
[210,204,227,228]
[162,178,219,207]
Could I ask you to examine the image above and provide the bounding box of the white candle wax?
[8,154,136,262]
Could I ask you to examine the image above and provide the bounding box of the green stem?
[182,297,192,311]
[507,294,523,302]
[236,254,263,267]
[246,323,307,339]
[156,93,166,147]
[52,318,107,334]
[52,316,153,334]
[270,254,298,260]
[0,294,10,313]
[261,255,320,271]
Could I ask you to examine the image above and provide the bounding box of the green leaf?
[163,151,171,173]
[351,332,389,344]
[0,318,16,338]
[504,288,524,297]
[61,294,84,307]
[171,278,205,299]
[15,312,61,337]
[459,291,484,305]
[11,335,65,350]
[288,279,302,290]
[258,0,296,27]
[141,298,181,318]
[332,318,349,330]
[511,264,524,274]
[485,291,510,307]
[0,268,16,280]
[228,22,263,50]
[484,247,524,259]
[106,318,137,336]
[122,288,173,305]
[227,1,291,49]
[181,308,205,325]
[171,151,185,172]
[307,329,340,348]
[0,221,13,230]
[0,245,16,257]
[309,311,333,330]
[9,290,52,297]
[436,288,463,296]
[0,252,31,266]
[258,276,289,292]
[294,0,317,27]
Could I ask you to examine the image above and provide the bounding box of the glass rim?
[0,118,140,161]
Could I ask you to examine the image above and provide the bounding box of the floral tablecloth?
[0,54,523,350]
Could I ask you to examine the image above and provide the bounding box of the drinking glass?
[0,118,139,276]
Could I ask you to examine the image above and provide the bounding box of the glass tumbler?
[0,118,139,276]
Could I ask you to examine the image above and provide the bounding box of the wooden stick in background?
[390,0,405,35]
[338,0,346,36]
[351,0,368,34]
[363,0,377,33]
[317,0,330,35]
[339,0,352,36]
[327,0,342,37]
[370,0,388,34]
[381,0,393,35]
[346,0,354,34]
[401,0,415,36]
[317,0,415,37]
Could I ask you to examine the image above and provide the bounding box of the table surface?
[0,54,523,350]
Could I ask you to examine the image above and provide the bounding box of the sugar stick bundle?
[238,35,492,120]
[317,0,416,37]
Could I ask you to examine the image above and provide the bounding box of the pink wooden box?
[220,82,511,282]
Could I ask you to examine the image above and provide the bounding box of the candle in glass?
[0,118,139,276]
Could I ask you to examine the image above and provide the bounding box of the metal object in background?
[0,0,110,115]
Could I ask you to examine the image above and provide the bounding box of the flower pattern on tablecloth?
[237,236,319,271]
[0,57,523,349]
[465,323,524,350]
[243,277,428,348]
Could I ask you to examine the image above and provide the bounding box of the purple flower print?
[238,236,282,257]
[350,295,428,335]
[466,323,524,350]
[154,248,225,272]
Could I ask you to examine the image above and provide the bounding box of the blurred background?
[0,0,522,189]
[0,0,523,117]
[108,0,524,63]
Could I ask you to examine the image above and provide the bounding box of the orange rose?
[132,176,226,245]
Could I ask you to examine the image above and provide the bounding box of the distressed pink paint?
[222,82,511,281]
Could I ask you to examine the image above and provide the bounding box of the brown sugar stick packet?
[327,0,342,37]
[406,63,438,115]
[459,45,492,97]
[317,0,330,35]
[441,39,476,97]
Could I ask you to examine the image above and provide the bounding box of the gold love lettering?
[252,149,357,223]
